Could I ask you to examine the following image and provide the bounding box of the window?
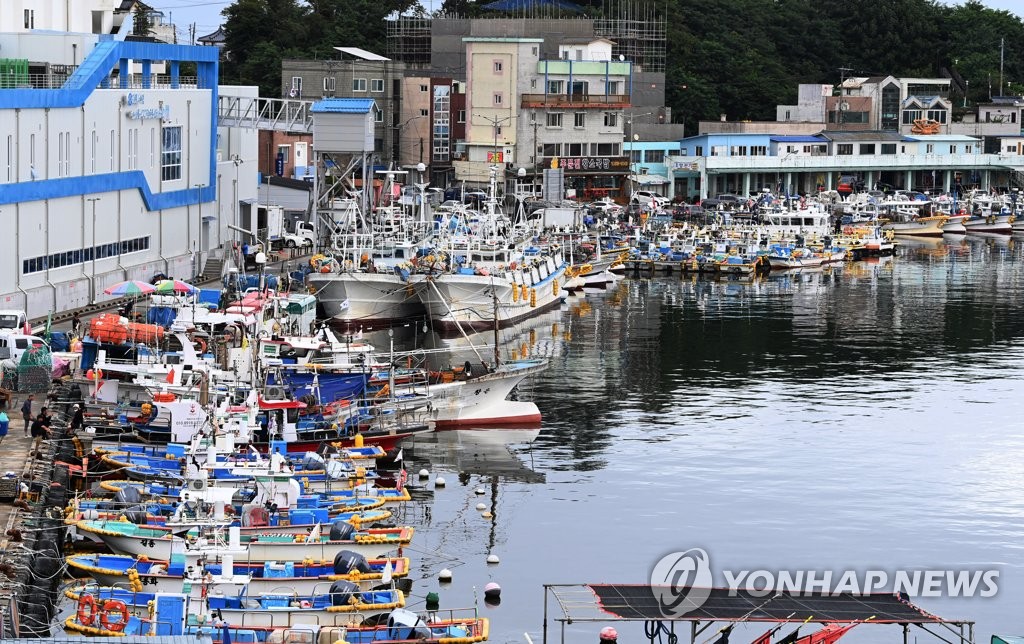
[567,143,585,156]
[596,142,618,156]
[22,237,150,274]
[604,112,617,127]
[90,131,97,173]
[837,144,853,155]
[902,110,923,125]
[542,143,560,157]
[695,146,703,156]
[161,126,182,181]
[371,78,384,93]
[493,92,503,106]
[548,80,564,94]
[128,128,139,170]
[29,133,35,168]
[751,146,767,156]
[457,110,466,123]
[23,9,34,29]
[927,109,947,124]
[646,150,665,163]
[950,145,957,154]
[859,143,875,155]
[926,144,934,153]
[374,110,383,123]
[352,78,366,92]
[574,112,585,128]
[881,144,896,155]
[965,145,973,154]
[681,148,688,155]
[58,132,66,177]
[730,146,747,156]
[546,112,563,127]
[607,81,621,95]
[532,46,538,55]
[323,77,335,93]
[420,84,428,92]
[419,109,429,117]
[493,60,503,74]
[785,110,791,120]
[5,135,11,181]
[290,76,302,96]
[109,129,115,171]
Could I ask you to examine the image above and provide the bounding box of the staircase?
[1010,169,1024,191]
[196,257,225,286]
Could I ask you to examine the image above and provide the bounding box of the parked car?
[673,204,705,221]
[630,190,669,207]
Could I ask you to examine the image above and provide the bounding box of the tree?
[132,3,154,38]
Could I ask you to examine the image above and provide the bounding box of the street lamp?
[255,249,267,293]
[86,197,100,303]
[193,183,203,279]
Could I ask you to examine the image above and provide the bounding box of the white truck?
[263,204,316,251]
[0,309,28,334]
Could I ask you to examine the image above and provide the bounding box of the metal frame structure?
[542,584,976,644]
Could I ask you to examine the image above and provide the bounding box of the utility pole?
[999,37,1005,97]
[474,113,511,187]
[837,66,853,130]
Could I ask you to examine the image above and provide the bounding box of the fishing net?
[17,344,52,393]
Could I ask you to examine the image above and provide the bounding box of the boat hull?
[417,361,546,427]
[882,217,947,236]
[965,215,1013,234]
[412,272,567,334]
[307,272,424,327]
[942,214,970,234]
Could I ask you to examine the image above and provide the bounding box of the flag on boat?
[793,619,870,644]
[222,622,232,644]
[166,367,175,384]
[750,623,785,644]
[339,298,350,310]
[710,625,733,644]
[308,523,321,541]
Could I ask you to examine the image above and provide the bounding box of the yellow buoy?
[354,433,364,447]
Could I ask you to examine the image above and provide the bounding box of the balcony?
[521,93,630,109]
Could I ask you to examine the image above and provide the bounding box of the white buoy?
[418,469,430,478]
[484,582,501,598]
[435,477,446,487]
[474,488,485,495]
[487,554,500,564]
[438,568,453,582]
[475,503,487,511]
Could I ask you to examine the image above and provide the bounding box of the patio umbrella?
[153,279,199,295]
[103,280,157,296]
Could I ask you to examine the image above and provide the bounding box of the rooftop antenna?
[999,37,1005,97]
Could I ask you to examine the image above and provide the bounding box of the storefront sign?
[546,156,629,172]
[124,93,170,120]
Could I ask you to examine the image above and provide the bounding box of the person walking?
[30,408,50,454]
[71,312,82,338]
[20,395,33,437]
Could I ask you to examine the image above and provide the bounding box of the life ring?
[100,599,129,632]
[193,338,208,354]
[77,594,98,627]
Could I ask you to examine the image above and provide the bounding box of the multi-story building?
[281,50,404,168]
[671,130,1024,200]
[458,37,536,187]
[459,37,632,198]
[0,11,257,319]
[396,76,465,186]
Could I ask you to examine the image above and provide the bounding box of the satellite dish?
[618,54,625,62]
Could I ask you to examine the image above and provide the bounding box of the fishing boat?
[75,520,414,561]
[880,212,948,236]
[66,552,411,597]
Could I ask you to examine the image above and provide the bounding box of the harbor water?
[384,234,1024,644]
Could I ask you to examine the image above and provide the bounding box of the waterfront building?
[623,140,680,200]
[281,49,404,170]
[0,15,258,319]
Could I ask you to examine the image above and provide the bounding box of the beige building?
[457,37,541,185]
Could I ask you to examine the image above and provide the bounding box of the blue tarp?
[147,307,178,328]
[271,371,369,403]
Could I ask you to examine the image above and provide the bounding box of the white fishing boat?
[880,212,947,236]
[964,213,1013,234]
[942,214,970,234]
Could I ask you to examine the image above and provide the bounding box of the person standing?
[0,404,9,445]
[70,404,85,433]
[20,395,33,437]
[71,312,82,338]
[30,408,50,454]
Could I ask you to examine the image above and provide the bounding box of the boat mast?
[492,279,500,369]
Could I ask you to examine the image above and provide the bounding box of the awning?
[202,214,218,221]
[632,174,669,186]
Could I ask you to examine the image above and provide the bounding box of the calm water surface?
[384,235,1024,644]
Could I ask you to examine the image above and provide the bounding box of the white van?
[0,334,47,363]
[0,310,28,333]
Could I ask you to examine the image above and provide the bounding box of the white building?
[0,20,257,318]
